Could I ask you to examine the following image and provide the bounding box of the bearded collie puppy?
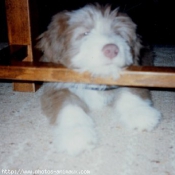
[37,4,161,156]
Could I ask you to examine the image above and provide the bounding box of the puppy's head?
[37,4,141,78]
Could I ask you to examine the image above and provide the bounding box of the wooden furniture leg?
[5,0,39,92]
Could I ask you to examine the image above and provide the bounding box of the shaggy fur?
[37,4,161,156]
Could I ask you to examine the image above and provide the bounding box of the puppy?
[37,4,161,156]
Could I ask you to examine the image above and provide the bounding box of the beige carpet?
[0,45,175,175]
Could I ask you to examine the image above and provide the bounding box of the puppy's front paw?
[119,105,161,131]
[54,126,97,156]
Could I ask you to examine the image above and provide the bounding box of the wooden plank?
[5,0,39,92]
[0,63,175,88]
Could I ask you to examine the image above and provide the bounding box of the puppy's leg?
[41,88,97,156]
[114,87,161,131]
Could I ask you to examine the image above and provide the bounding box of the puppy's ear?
[36,12,69,63]
[131,36,142,65]
[115,12,142,65]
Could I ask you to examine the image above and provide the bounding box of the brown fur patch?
[41,88,89,125]
[129,88,151,101]
[36,12,71,65]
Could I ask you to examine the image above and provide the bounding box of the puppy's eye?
[84,31,90,36]
[76,31,90,40]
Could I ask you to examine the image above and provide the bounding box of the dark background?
[0,0,175,45]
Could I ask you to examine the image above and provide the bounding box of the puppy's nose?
[102,44,119,59]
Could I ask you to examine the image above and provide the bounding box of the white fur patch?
[114,89,161,131]
[70,88,115,110]
[53,105,97,156]
[71,31,132,79]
